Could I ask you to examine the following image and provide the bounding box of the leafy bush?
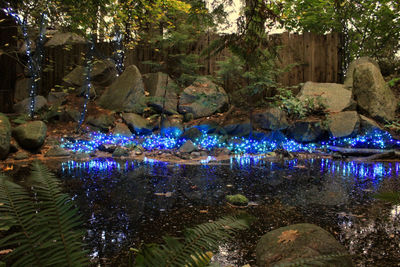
[270,87,328,120]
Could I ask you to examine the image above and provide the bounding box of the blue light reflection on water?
[59,156,400,261]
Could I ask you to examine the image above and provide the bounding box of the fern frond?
[0,174,45,266]
[0,161,88,267]
[135,214,253,267]
[27,161,88,267]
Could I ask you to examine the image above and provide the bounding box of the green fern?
[0,161,88,267]
[134,214,254,267]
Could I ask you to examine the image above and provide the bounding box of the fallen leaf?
[199,210,208,213]
[278,230,299,244]
[2,165,13,171]
[0,249,12,255]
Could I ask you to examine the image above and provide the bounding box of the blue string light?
[60,129,400,155]
[114,28,124,76]
[77,38,95,132]
[4,5,47,118]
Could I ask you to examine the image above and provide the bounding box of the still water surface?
[58,156,400,266]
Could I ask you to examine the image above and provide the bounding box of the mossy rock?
[225,194,249,206]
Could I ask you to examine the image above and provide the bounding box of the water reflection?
[59,157,400,265]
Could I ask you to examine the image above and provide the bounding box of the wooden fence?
[38,32,341,96]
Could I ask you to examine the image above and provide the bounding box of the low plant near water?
[0,161,88,266]
[269,87,328,120]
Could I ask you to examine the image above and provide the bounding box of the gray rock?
[161,115,184,136]
[113,122,132,136]
[45,32,86,47]
[288,121,324,142]
[45,146,71,157]
[98,65,146,113]
[297,82,355,113]
[13,121,47,150]
[344,56,380,89]
[253,107,289,130]
[223,121,252,137]
[256,223,354,267]
[353,62,397,122]
[112,146,130,157]
[328,111,360,138]
[13,96,48,114]
[190,151,201,158]
[14,151,29,160]
[122,113,153,135]
[63,66,85,87]
[143,72,179,113]
[47,91,68,105]
[178,140,198,153]
[0,113,11,159]
[180,127,202,141]
[91,59,117,87]
[14,78,31,102]
[359,115,384,134]
[179,77,228,119]
[60,108,80,123]
[87,114,114,132]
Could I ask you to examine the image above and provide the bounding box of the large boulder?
[359,115,384,134]
[13,121,47,150]
[122,113,153,135]
[256,223,354,267]
[287,121,325,142]
[45,32,86,47]
[0,113,11,159]
[178,77,228,119]
[63,59,117,88]
[253,107,289,130]
[328,111,360,138]
[47,91,68,105]
[353,62,397,122]
[344,56,380,89]
[13,96,48,114]
[87,114,114,132]
[14,78,31,102]
[143,72,178,114]
[98,65,146,113]
[297,82,355,113]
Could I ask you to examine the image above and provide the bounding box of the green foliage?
[387,77,400,88]
[269,87,328,120]
[0,161,88,267]
[133,214,254,267]
[384,120,400,133]
[373,191,400,205]
[277,0,400,62]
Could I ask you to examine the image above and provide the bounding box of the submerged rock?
[226,194,249,206]
[256,223,354,267]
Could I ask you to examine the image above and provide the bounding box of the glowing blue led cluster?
[324,130,400,149]
[60,128,400,156]
[142,134,185,150]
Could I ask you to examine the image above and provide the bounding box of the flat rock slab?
[328,111,360,138]
[297,82,354,113]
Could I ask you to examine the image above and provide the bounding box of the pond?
[57,156,400,266]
